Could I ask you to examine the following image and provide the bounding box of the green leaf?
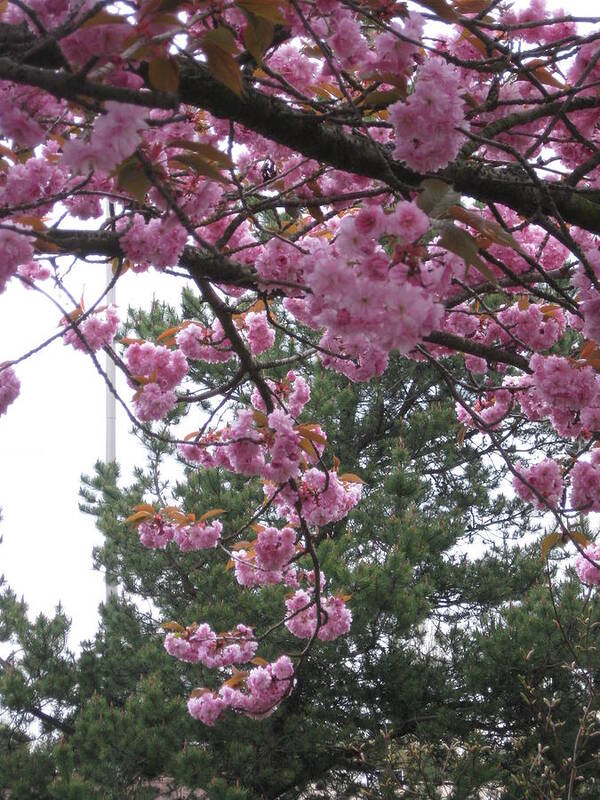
[202,29,243,96]
[117,159,152,203]
[167,139,234,168]
[243,13,275,64]
[237,0,285,23]
[417,179,458,217]
[169,153,229,184]
[148,57,179,93]
[438,223,498,285]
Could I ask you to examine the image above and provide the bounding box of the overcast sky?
[0,267,188,646]
[0,0,597,650]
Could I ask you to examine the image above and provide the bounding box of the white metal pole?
[105,262,118,601]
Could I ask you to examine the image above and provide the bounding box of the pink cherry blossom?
[570,452,600,512]
[530,354,597,411]
[512,458,564,510]
[0,229,34,293]
[187,692,226,726]
[0,366,20,416]
[245,312,275,355]
[285,591,352,641]
[389,58,467,172]
[120,215,188,271]
[174,520,223,551]
[138,516,177,549]
[255,526,297,572]
[576,544,600,586]
[63,307,119,353]
[176,321,234,363]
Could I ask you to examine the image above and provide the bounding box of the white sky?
[0,0,597,650]
[0,267,188,645]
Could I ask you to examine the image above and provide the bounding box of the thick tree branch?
[44,229,258,287]
[423,331,531,371]
[1,18,600,232]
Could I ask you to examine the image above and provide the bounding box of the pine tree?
[3,304,599,799]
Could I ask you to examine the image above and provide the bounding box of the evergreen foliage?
[2,302,599,799]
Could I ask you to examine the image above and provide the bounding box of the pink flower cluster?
[174,520,223,552]
[120,215,188,272]
[372,13,423,77]
[328,14,369,70]
[0,366,20,416]
[245,312,275,355]
[285,590,352,641]
[165,623,257,668]
[505,0,575,44]
[186,655,294,725]
[0,86,44,147]
[255,200,447,380]
[278,204,440,381]
[61,17,132,67]
[268,468,362,527]
[17,261,51,286]
[573,249,600,344]
[444,301,566,373]
[255,237,304,288]
[125,342,188,422]
[176,320,234,363]
[234,549,289,587]
[512,458,564,510]
[0,229,34,293]
[63,307,119,353]
[255,526,297,571]
[0,156,66,210]
[496,304,566,352]
[456,389,513,430]
[180,408,311,484]
[234,526,297,587]
[529,354,597,411]
[62,102,148,175]
[138,514,222,551]
[508,375,589,440]
[570,451,600,512]
[138,516,178,549]
[575,544,600,586]
[251,371,311,418]
[389,58,466,172]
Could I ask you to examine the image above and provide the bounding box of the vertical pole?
[105,262,118,601]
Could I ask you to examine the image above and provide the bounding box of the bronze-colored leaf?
[414,0,458,22]
[161,621,186,633]
[190,687,212,698]
[199,508,226,522]
[253,410,268,427]
[541,530,562,560]
[339,472,365,484]
[133,503,155,513]
[124,510,154,526]
[569,529,591,550]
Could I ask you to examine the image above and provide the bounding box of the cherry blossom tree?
[1,0,600,730]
